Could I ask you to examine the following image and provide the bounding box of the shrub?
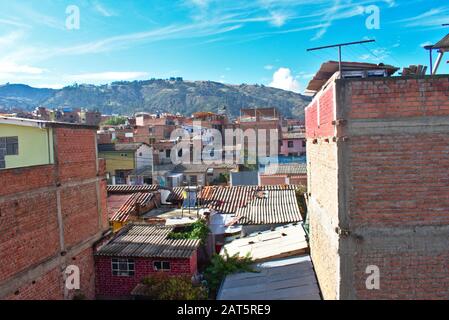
[204,250,255,296]
[168,219,209,244]
[140,274,207,300]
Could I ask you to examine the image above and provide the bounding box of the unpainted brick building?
[0,118,109,300]
[305,70,449,299]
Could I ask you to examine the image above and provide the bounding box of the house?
[95,223,201,299]
[280,131,306,157]
[0,116,109,300]
[305,60,449,299]
[98,142,153,185]
[170,163,237,187]
[198,185,303,235]
[106,184,180,230]
[260,163,307,186]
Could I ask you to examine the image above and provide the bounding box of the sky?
[0,0,448,94]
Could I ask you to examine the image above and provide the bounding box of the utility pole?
[307,39,376,78]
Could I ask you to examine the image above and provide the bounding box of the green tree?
[168,219,210,244]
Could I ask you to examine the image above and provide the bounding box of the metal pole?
[430,48,433,75]
[338,46,342,79]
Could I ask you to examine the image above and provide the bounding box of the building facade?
[306,73,449,299]
[0,117,109,300]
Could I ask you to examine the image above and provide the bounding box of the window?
[153,261,171,271]
[112,258,135,276]
[190,175,198,185]
[302,141,306,148]
[1,137,19,155]
[165,149,171,158]
[288,141,294,148]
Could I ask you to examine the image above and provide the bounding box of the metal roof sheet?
[221,223,308,261]
[217,255,321,300]
[110,192,155,222]
[263,163,307,176]
[96,223,201,258]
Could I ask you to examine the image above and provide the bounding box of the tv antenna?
[307,39,376,78]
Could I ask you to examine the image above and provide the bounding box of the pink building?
[280,132,306,156]
[95,223,200,299]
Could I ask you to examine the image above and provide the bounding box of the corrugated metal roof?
[199,185,302,224]
[166,186,185,203]
[96,223,200,258]
[221,223,308,261]
[235,189,302,224]
[263,163,307,175]
[110,192,155,222]
[217,255,321,300]
[107,184,160,193]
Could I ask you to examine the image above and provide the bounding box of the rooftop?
[107,184,160,193]
[217,255,321,300]
[0,116,98,129]
[263,163,307,176]
[220,223,308,261]
[98,142,145,152]
[109,192,156,222]
[306,60,399,94]
[96,223,201,259]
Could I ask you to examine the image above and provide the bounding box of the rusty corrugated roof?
[96,223,200,258]
[110,192,155,222]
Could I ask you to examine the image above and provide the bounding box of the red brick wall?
[259,175,287,186]
[55,127,97,183]
[305,82,335,139]
[0,189,59,283]
[95,254,197,298]
[0,125,108,300]
[347,77,449,119]
[348,133,449,227]
[306,76,449,300]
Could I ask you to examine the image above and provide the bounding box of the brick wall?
[0,124,108,300]
[95,253,197,298]
[306,75,449,300]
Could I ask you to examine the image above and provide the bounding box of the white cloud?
[264,64,274,70]
[420,41,433,48]
[0,60,45,75]
[93,2,117,17]
[269,11,288,27]
[269,67,300,93]
[66,71,149,82]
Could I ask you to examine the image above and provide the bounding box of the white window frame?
[112,258,135,277]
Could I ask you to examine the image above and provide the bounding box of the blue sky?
[0,0,448,93]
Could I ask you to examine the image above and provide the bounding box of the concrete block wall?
[0,125,108,300]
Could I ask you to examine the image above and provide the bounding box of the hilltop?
[0,80,311,118]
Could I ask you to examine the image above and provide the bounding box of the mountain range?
[0,80,311,119]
